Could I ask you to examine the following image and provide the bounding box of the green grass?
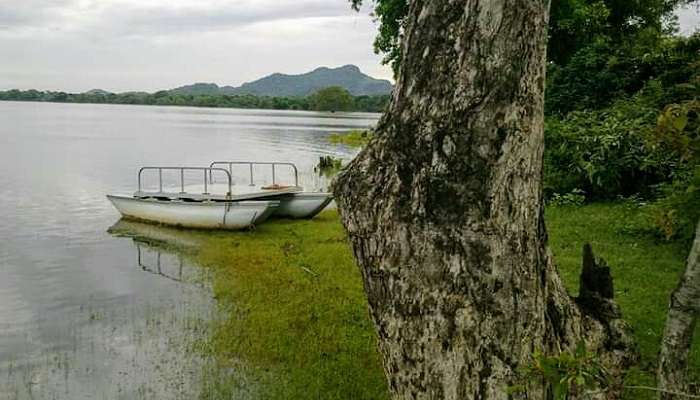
[547,202,699,399]
[327,130,373,147]
[194,204,699,399]
[194,212,388,399]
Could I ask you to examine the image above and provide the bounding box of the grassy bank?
[195,212,388,399]
[195,204,698,399]
[327,130,372,147]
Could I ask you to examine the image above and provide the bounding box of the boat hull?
[273,193,333,219]
[107,195,278,230]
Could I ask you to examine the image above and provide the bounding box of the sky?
[0,1,698,93]
[678,4,700,34]
[0,0,392,92]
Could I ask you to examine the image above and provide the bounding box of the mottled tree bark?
[658,222,700,400]
[333,1,636,399]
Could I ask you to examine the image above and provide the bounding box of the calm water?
[0,101,377,399]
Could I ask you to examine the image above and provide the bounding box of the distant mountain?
[168,65,393,97]
[233,65,393,96]
[85,89,113,95]
[168,83,221,96]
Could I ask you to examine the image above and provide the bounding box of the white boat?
[107,195,279,230]
[252,192,333,219]
[208,161,333,219]
[107,166,282,230]
[107,162,333,230]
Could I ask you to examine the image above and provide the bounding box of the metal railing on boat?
[209,161,299,187]
[137,166,233,197]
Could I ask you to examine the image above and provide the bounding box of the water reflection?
[107,219,206,286]
[138,245,186,284]
[0,221,216,400]
[106,219,260,400]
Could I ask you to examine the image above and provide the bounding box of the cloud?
[0,0,358,37]
[111,1,351,36]
[0,0,392,92]
[0,0,87,32]
[677,5,700,34]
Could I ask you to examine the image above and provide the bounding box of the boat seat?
[261,184,292,190]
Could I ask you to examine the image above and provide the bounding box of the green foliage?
[327,129,373,147]
[512,342,608,399]
[544,33,699,206]
[544,97,677,200]
[348,2,700,206]
[0,88,390,113]
[548,0,612,65]
[362,0,408,76]
[353,94,391,113]
[348,0,406,76]
[548,189,587,206]
[308,86,354,112]
[653,99,700,161]
[548,0,694,64]
[649,167,700,242]
[546,32,700,115]
[647,99,700,241]
[315,156,345,178]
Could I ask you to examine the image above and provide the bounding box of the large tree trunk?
[333,1,636,398]
[658,222,700,399]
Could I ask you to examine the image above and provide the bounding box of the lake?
[0,101,378,399]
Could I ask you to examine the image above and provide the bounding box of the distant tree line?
[0,86,390,113]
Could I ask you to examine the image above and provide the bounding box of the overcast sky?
[0,1,698,93]
[678,4,700,34]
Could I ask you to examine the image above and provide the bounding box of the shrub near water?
[543,94,677,201]
[327,130,373,147]
[543,33,700,208]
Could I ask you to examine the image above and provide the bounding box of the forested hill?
[170,65,393,97]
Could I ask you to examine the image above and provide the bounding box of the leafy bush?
[548,189,587,207]
[510,342,608,400]
[546,32,700,116]
[650,171,700,242]
[544,36,699,204]
[544,98,676,200]
[647,99,700,242]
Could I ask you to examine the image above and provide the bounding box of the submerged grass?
[327,130,373,147]
[194,204,698,399]
[195,211,388,399]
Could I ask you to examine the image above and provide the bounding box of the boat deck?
[134,185,303,202]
